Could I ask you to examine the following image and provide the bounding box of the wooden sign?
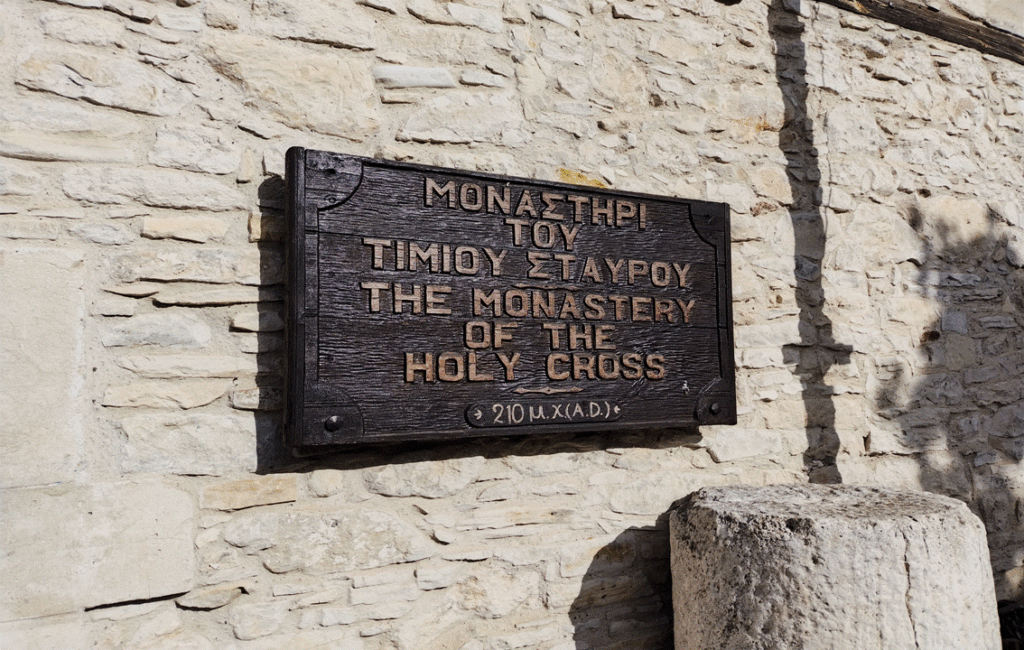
[285,148,735,452]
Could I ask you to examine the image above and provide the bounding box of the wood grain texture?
[285,148,736,451]
[817,0,1024,65]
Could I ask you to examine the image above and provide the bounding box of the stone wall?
[1,0,1021,647]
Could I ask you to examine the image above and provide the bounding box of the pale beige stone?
[119,412,256,475]
[253,0,377,49]
[671,485,1000,650]
[153,285,275,307]
[102,312,212,348]
[149,124,241,175]
[205,0,241,29]
[111,248,281,285]
[0,614,89,648]
[363,456,486,498]
[0,160,43,196]
[222,627,363,650]
[0,247,85,489]
[16,46,191,117]
[63,167,246,211]
[0,218,61,240]
[142,215,231,243]
[203,34,378,140]
[39,8,125,47]
[372,64,456,88]
[228,600,290,640]
[70,221,134,245]
[201,476,298,511]
[102,380,230,409]
[118,353,261,378]
[702,428,787,463]
[0,480,195,621]
[222,509,435,573]
[397,92,525,144]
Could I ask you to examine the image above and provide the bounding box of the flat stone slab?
[670,484,1000,650]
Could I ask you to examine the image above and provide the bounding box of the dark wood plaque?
[286,148,735,452]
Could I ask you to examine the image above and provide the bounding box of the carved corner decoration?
[285,148,736,453]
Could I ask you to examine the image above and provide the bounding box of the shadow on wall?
[768,0,854,486]
[874,202,1024,610]
[253,175,294,471]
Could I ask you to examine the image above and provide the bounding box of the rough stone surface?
[670,485,1001,650]
[0,480,195,620]
[363,456,486,498]
[103,379,230,409]
[222,509,436,573]
[16,46,191,117]
[0,247,85,489]
[2,0,1022,643]
[202,476,298,511]
[101,311,212,348]
[203,34,378,140]
[63,167,246,211]
[118,413,257,475]
[372,65,456,89]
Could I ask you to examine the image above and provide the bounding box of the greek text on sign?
[285,148,735,451]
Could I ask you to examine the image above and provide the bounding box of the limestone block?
[40,8,126,46]
[149,124,241,175]
[701,428,787,463]
[228,599,290,640]
[0,246,85,489]
[16,46,191,117]
[222,627,363,650]
[118,353,261,378]
[101,312,212,348]
[0,614,89,649]
[203,34,378,140]
[111,247,280,285]
[825,103,885,155]
[103,379,230,409]
[397,92,525,144]
[670,485,1000,650]
[142,215,231,243]
[119,412,256,475]
[253,0,376,50]
[201,475,297,511]
[70,221,135,245]
[153,285,277,307]
[222,508,435,573]
[62,167,246,211]
[0,480,195,621]
[363,456,485,498]
[177,583,244,610]
[372,65,456,89]
[0,160,43,196]
[446,2,504,32]
[0,218,61,240]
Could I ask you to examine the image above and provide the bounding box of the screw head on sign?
[324,415,343,432]
[710,403,721,415]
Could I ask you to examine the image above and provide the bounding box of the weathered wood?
[816,0,1024,65]
[285,148,736,452]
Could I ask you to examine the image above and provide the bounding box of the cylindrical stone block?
[670,485,1000,650]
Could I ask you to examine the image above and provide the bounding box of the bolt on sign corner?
[286,148,735,452]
